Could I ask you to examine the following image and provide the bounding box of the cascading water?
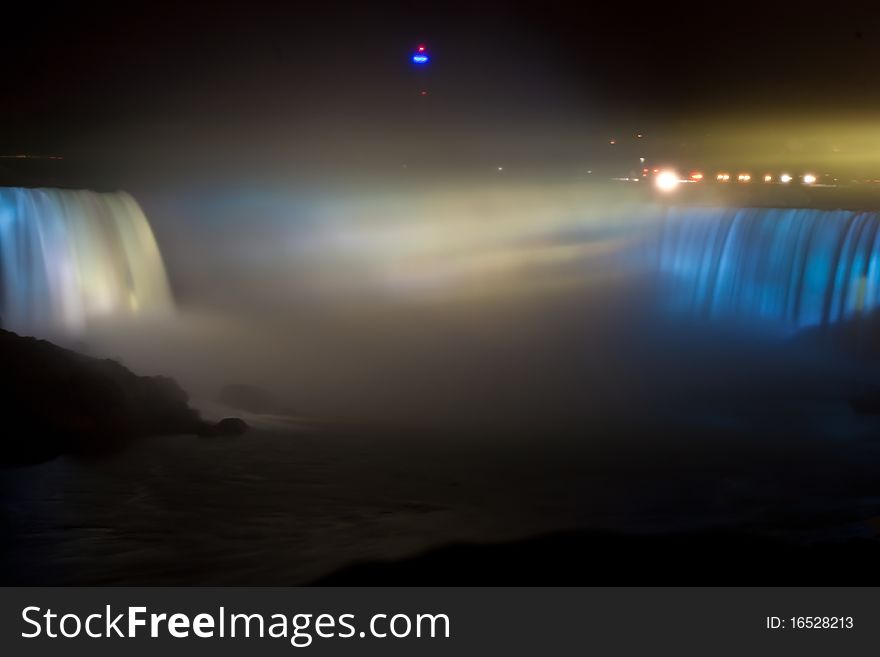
[656,206,880,329]
[0,187,173,336]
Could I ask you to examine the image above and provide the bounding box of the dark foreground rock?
[199,417,249,437]
[313,529,880,585]
[849,386,880,415]
[0,328,239,465]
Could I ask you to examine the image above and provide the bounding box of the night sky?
[3,2,880,178]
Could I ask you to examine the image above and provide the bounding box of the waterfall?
[0,187,173,336]
[657,206,880,329]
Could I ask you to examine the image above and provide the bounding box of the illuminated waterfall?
[0,187,173,335]
[657,207,880,328]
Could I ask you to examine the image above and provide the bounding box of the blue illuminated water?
[656,207,880,329]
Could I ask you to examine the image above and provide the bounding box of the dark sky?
[3,1,880,177]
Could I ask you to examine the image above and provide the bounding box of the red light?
[417,44,426,52]
[420,90,428,96]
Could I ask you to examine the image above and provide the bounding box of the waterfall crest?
[0,187,173,335]
[657,206,880,328]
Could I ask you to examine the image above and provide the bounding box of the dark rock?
[848,383,880,415]
[312,529,880,586]
[850,395,880,415]
[217,383,283,415]
[199,417,249,437]
[0,328,211,466]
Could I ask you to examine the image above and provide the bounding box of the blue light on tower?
[412,44,429,65]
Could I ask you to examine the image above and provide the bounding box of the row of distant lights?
[713,172,815,184]
[655,170,818,192]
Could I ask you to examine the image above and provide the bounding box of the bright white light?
[780,173,793,183]
[655,170,680,192]
[763,174,772,182]
[716,173,730,182]
[803,173,817,184]
[737,173,751,182]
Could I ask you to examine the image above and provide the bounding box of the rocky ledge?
[0,328,246,466]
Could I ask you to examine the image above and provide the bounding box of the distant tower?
[411,44,430,98]
[411,43,430,66]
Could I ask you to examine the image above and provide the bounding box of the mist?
[50,179,870,450]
